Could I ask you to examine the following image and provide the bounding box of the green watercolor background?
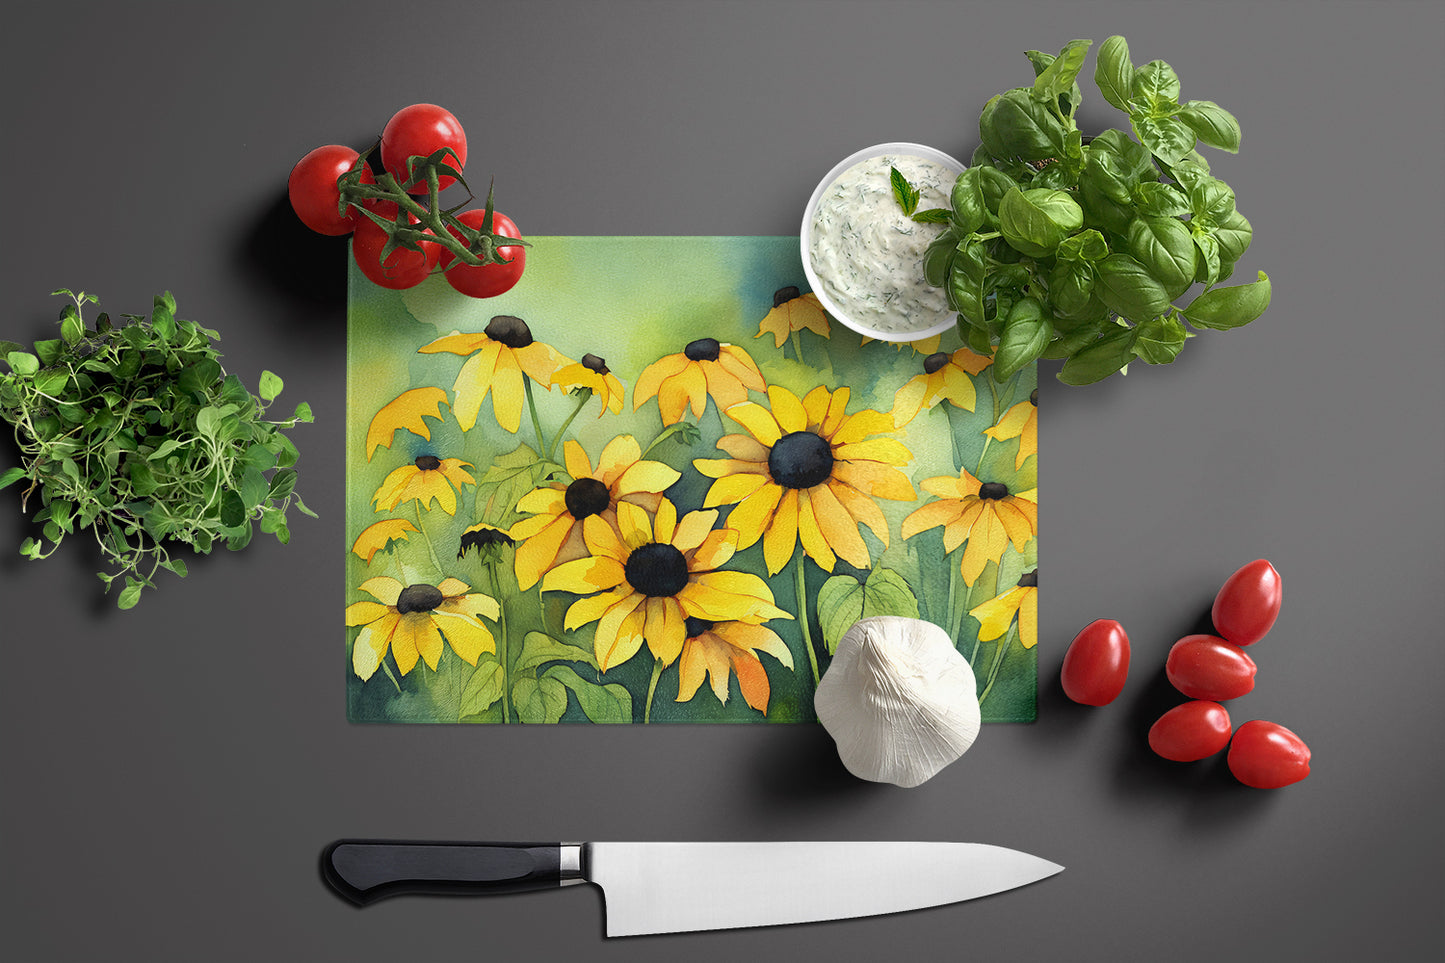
[346,237,1037,723]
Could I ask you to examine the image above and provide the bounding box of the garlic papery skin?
[814,616,981,788]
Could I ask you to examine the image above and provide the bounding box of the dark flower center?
[769,431,834,489]
[458,526,514,558]
[484,315,534,349]
[978,482,1009,500]
[1018,569,1038,588]
[581,353,610,375]
[684,337,721,362]
[1030,387,1038,407]
[415,455,442,471]
[684,616,715,638]
[564,477,611,519]
[396,583,444,614]
[624,542,690,598]
[773,285,800,307]
[923,351,950,375]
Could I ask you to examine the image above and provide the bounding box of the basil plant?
[925,36,1271,384]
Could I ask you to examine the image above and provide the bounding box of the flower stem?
[523,377,547,455]
[794,552,821,687]
[790,329,803,361]
[978,621,1016,706]
[644,659,664,724]
[546,389,593,463]
[488,562,511,724]
[412,500,445,579]
[640,421,685,460]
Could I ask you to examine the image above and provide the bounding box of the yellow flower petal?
[391,614,422,675]
[829,480,890,545]
[564,585,637,631]
[795,488,837,572]
[1018,587,1038,649]
[952,348,993,375]
[654,498,678,545]
[345,600,391,627]
[701,472,768,508]
[970,586,1026,642]
[717,345,766,391]
[596,434,644,483]
[822,386,851,437]
[831,460,916,501]
[688,528,738,570]
[563,439,593,483]
[436,591,500,622]
[767,385,808,434]
[490,348,527,434]
[716,433,769,464]
[449,341,502,431]
[672,509,720,554]
[615,501,654,551]
[633,353,689,410]
[891,375,931,428]
[831,409,897,446]
[370,464,416,512]
[582,513,630,562]
[514,514,576,591]
[763,488,800,575]
[352,612,399,681]
[724,401,783,447]
[350,519,418,564]
[808,481,871,569]
[358,576,403,606]
[700,363,750,411]
[835,437,914,467]
[514,486,567,517]
[418,330,493,355]
[939,364,976,411]
[515,341,571,387]
[724,481,782,550]
[615,459,681,495]
[542,555,627,594]
[366,387,450,461]
[430,610,496,665]
[801,385,833,428]
[435,577,470,596]
[595,600,647,672]
[645,597,687,665]
[992,499,1037,551]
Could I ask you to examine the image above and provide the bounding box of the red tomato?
[352,200,440,290]
[440,210,526,298]
[1060,619,1130,706]
[288,145,375,235]
[1228,720,1311,788]
[381,104,467,194]
[1212,559,1282,646]
[1165,634,1257,701]
[1148,701,1233,761]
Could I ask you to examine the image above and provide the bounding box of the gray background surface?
[2,1,1441,960]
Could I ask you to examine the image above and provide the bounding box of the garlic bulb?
[814,616,981,788]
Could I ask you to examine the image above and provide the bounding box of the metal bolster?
[559,843,585,886]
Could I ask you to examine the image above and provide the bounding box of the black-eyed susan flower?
[372,455,475,516]
[346,576,500,680]
[351,518,419,564]
[984,388,1038,470]
[901,468,1037,585]
[418,315,573,433]
[755,286,830,349]
[457,522,515,563]
[541,500,789,672]
[676,616,794,714]
[365,387,450,460]
[693,385,915,575]
[634,337,765,426]
[970,569,1038,650]
[508,436,681,591]
[551,353,625,417]
[891,348,994,428]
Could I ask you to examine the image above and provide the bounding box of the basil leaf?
[1132,314,1188,364]
[1193,232,1222,285]
[1133,181,1191,217]
[1058,325,1137,385]
[1212,209,1253,263]
[1042,317,1105,359]
[922,231,958,287]
[979,88,1069,161]
[975,166,1017,223]
[1049,260,1097,318]
[1056,228,1109,262]
[1095,35,1135,112]
[995,298,1052,380]
[1033,39,1091,108]
[1133,116,1196,166]
[950,169,989,235]
[1126,216,1198,299]
[1177,100,1241,152]
[1095,254,1173,322]
[1131,60,1182,113]
[1183,271,1271,330]
[947,241,990,330]
[1000,187,1083,258]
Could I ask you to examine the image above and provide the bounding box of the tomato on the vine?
[1227,720,1311,788]
[352,201,440,290]
[288,145,374,235]
[1148,701,1233,761]
[1060,619,1130,706]
[1165,634,1257,701]
[381,104,467,194]
[1212,559,1282,646]
[440,210,526,298]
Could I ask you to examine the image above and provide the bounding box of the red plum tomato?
[1227,720,1311,788]
[381,104,467,193]
[1148,701,1233,761]
[440,210,526,298]
[1060,619,1130,706]
[1165,634,1257,701]
[352,201,439,290]
[1212,559,1282,646]
[288,145,374,235]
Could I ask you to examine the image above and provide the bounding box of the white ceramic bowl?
[800,142,966,342]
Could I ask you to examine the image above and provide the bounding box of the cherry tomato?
[1227,720,1311,788]
[351,200,440,290]
[1148,700,1233,761]
[1212,559,1282,646]
[1165,634,1257,701]
[439,210,527,298]
[381,104,467,194]
[288,145,375,235]
[1060,619,1130,706]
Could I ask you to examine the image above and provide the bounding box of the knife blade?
[321,839,1062,936]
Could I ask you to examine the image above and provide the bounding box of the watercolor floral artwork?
[347,237,1038,723]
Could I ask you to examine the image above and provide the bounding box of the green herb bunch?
[0,290,315,608]
[920,36,1271,384]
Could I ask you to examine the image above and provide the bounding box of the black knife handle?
[322,840,573,906]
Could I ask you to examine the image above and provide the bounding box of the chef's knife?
[321,839,1062,936]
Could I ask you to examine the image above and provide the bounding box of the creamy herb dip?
[808,153,957,335]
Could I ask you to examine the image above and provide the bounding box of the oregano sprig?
[0,290,315,608]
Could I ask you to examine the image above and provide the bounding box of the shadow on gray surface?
[239,191,350,327]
